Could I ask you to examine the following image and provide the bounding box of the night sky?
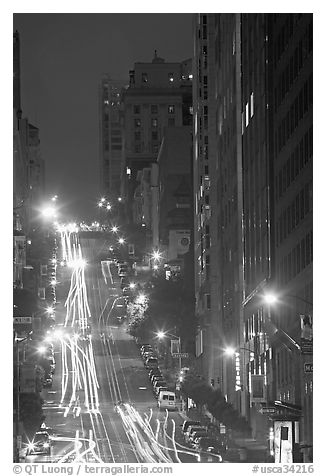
[13,13,193,220]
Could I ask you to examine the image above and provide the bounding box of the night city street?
[11,10,313,470]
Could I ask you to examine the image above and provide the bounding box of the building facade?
[120,52,192,223]
[192,13,313,462]
[99,76,128,200]
[271,13,313,461]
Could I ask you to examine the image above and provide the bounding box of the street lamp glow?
[224,347,236,356]
[50,279,57,286]
[38,346,46,354]
[98,202,103,207]
[118,237,125,245]
[106,204,112,210]
[118,197,122,202]
[157,331,166,339]
[51,258,57,265]
[129,283,136,289]
[153,264,159,270]
[46,306,54,314]
[100,197,106,202]
[152,250,162,261]
[264,294,278,305]
[41,206,56,218]
[51,195,58,202]
[111,226,118,233]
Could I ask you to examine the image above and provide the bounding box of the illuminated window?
[168,105,175,114]
[168,73,174,82]
[126,167,131,175]
[151,118,158,128]
[250,93,254,117]
[142,73,148,83]
[134,118,141,128]
[245,103,249,127]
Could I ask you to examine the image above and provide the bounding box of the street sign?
[259,407,277,415]
[172,352,189,358]
[304,363,313,373]
[13,317,32,325]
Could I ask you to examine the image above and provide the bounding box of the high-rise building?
[193,12,244,412]
[99,76,128,200]
[270,13,313,461]
[120,52,192,223]
[192,13,313,462]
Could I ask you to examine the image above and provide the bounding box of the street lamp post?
[156,331,182,378]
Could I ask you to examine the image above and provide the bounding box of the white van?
[158,391,177,411]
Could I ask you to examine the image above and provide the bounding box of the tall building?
[270,13,313,461]
[120,52,192,223]
[13,30,21,113]
[241,12,274,444]
[99,76,128,200]
[192,13,313,462]
[193,13,244,412]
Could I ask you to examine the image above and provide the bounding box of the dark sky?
[13,13,193,221]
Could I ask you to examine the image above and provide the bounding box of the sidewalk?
[179,406,268,462]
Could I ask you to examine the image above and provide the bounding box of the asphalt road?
[29,236,204,464]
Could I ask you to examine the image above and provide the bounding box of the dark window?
[134,131,141,141]
[151,105,158,114]
[133,105,140,114]
[168,118,175,126]
[134,118,141,128]
[306,233,311,265]
[134,144,141,153]
[300,189,305,219]
[301,238,306,269]
[296,244,301,273]
[152,131,158,141]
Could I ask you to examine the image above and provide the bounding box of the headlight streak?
[61,236,180,464]
[117,404,173,463]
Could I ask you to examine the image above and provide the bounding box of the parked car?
[151,375,164,385]
[149,371,162,382]
[185,425,207,443]
[194,436,223,453]
[182,420,201,434]
[140,344,153,354]
[145,357,159,369]
[142,349,156,358]
[148,368,161,377]
[153,379,167,392]
[120,278,130,288]
[189,430,210,445]
[154,386,168,397]
[157,391,177,411]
